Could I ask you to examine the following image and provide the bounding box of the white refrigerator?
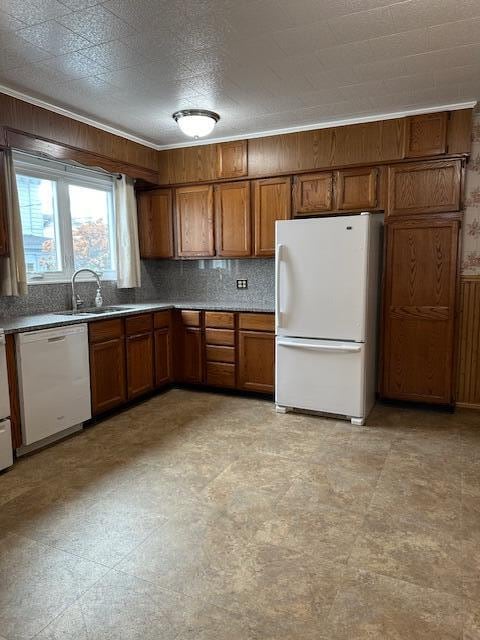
[275,213,383,426]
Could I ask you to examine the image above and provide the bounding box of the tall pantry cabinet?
[380,157,464,405]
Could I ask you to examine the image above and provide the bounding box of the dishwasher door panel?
[16,324,91,445]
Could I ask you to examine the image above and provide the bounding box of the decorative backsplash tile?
[0,259,275,318]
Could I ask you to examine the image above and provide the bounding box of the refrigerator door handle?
[275,244,285,327]
[277,338,362,354]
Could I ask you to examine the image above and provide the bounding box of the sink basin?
[55,306,132,316]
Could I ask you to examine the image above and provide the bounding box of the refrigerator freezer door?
[276,216,370,341]
[276,336,366,419]
[0,419,13,470]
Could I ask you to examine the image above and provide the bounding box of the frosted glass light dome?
[172,109,220,138]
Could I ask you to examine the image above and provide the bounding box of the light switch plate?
[236,279,248,289]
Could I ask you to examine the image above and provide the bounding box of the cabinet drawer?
[125,313,153,336]
[206,345,235,363]
[89,318,124,343]
[206,362,236,388]
[205,328,235,346]
[154,310,171,329]
[180,310,201,327]
[205,311,235,329]
[238,313,274,332]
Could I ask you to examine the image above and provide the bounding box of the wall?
[461,106,480,275]
[0,258,275,319]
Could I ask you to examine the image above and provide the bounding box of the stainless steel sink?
[55,306,132,316]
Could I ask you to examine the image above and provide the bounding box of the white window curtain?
[114,174,141,288]
[0,150,27,297]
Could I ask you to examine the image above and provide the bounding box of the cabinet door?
[405,112,447,157]
[154,327,172,387]
[293,172,333,215]
[381,218,459,404]
[179,327,204,384]
[238,330,275,393]
[0,151,8,256]
[126,332,154,399]
[387,160,462,217]
[216,140,247,179]
[90,338,126,415]
[175,185,214,257]
[253,177,291,256]
[334,167,378,211]
[215,181,251,257]
[137,189,173,258]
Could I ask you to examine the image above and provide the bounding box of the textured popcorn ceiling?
[0,0,479,147]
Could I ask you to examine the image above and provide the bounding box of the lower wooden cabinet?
[178,326,204,384]
[89,336,126,415]
[238,329,275,393]
[154,328,172,387]
[126,332,154,399]
[381,217,460,404]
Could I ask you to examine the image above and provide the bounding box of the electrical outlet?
[236,279,248,289]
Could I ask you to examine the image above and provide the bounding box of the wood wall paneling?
[0,94,159,174]
[456,277,480,408]
[137,188,174,258]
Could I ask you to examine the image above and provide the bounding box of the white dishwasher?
[16,324,91,448]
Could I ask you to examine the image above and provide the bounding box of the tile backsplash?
[0,259,275,318]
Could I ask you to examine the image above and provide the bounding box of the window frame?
[14,153,117,284]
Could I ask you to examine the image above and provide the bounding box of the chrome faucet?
[71,269,103,312]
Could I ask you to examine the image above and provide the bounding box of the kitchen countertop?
[1,302,275,334]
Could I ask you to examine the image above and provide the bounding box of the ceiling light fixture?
[172,109,220,139]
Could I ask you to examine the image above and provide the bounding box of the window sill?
[27,278,118,286]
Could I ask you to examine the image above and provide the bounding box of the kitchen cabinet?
[89,319,126,416]
[0,151,8,256]
[216,140,247,179]
[238,313,275,393]
[253,177,291,256]
[175,185,214,257]
[125,314,154,400]
[176,310,204,383]
[404,112,448,158]
[387,159,462,217]
[293,172,333,215]
[214,181,251,257]
[381,217,459,404]
[154,311,172,387]
[205,311,236,388]
[334,167,378,211]
[137,188,174,258]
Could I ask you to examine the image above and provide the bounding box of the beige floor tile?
[322,568,464,640]
[348,510,464,596]
[464,598,480,640]
[0,533,107,640]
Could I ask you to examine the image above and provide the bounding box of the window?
[14,153,116,282]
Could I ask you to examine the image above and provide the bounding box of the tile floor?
[0,388,479,639]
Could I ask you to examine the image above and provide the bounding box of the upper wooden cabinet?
[0,151,8,256]
[387,159,462,217]
[175,184,215,257]
[404,112,448,158]
[253,176,291,256]
[216,140,247,179]
[214,181,251,257]
[137,188,173,259]
[381,217,459,404]
[334,167,378,211]
[293,172,333,215]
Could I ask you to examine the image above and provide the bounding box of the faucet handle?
[75,293,84,308]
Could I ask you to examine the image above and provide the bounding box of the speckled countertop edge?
[1,301,275,334]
